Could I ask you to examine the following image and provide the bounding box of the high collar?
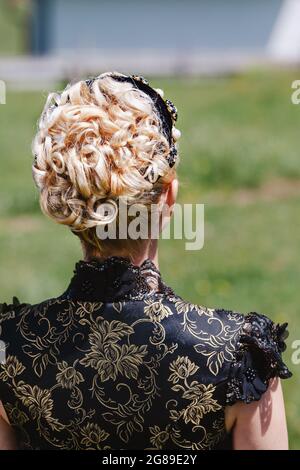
[62,256,174,302]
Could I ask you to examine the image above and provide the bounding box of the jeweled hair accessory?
[85,72,179,182]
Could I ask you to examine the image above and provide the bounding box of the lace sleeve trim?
[226,312,292,405]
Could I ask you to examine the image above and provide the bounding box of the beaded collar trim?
[62,256,175,302]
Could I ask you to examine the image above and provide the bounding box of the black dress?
[0,257,292,450]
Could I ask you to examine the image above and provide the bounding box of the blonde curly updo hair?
[32,71,181,257]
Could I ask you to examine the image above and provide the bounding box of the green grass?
[154,71,300,189]
[1,69,300,448]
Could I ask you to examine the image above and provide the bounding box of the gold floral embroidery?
[168,356,222,427]
[148,422,224,451]
[193,316,243,376]
[56,361,84,389]
[181,383,221,426]
[79,317,148,382]
[17,300,80,378]
[144,298,173,322]
[0,293,247,450]
[78,314,175,444]
[169,356,199,383]
[81,423,110,450]
[172,299,214,317]
[149,425,171,449]
[0,355,25,381]
[75,302,103,317]
[169,302,244,376]
[15,383,64,432]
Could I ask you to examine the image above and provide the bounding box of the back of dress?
[0,258,291,450]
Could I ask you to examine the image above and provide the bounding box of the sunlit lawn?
[1,70,300,448]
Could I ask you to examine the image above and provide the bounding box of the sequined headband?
[85,73,179,182]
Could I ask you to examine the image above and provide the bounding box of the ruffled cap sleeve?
[226,312,292,405]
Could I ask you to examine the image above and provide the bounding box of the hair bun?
[32,73,179,252]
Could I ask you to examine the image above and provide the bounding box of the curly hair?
[32,71,180,257]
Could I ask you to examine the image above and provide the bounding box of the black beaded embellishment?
[63,256,175,302]
[245,367,256,382]
[165,99,178,122]
[226,312,292,405]
[130,75,149,86]
[166,145,178,168]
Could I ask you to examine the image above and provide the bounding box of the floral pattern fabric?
[0,257,292,450]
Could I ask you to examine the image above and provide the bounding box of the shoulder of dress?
[163,299,244,372]
[165,299,292,397]
[166,295,246,331]
[0,296,30,314]
[0,297,32,334]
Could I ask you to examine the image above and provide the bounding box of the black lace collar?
[62,256,175,302]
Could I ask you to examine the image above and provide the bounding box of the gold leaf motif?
[168,357,221,428]
[168,356,199,384]
[112,302,123,313]
[81,423,109,449]
[144,299,173,322]
[0,355,25,381]
[56,361,84,389]
[149,425,171,449]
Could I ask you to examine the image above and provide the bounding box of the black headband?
[109,74,174,145]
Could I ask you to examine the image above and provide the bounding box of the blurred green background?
[0,0,300,450]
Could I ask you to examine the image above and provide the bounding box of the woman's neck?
[82,239,159,269]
